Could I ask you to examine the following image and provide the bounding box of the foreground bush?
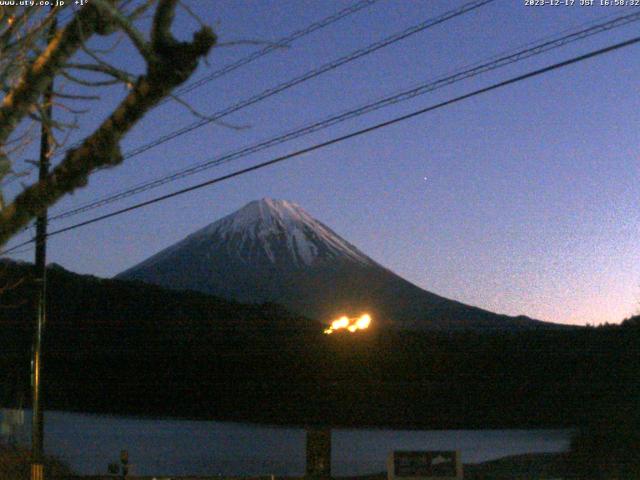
[565,397,640,479]
[0,444,73,480]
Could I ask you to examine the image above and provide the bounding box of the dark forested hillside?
[1,260,639,429]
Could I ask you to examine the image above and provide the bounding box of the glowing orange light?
[324,314,371,334]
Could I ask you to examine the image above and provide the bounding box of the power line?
[49,9,640,222]
[117,0,495,160]
[42,0,498,219]
[2,33,637,257]
[168,0,380,101]
[0,0,382,234]
[5,0,489,191]
[6,0,495,234]
[16,0,379,175]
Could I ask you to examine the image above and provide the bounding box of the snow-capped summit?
[193,198,374,267]
[118,199,547,330]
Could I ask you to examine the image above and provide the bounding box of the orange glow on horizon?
[324,314,371,334]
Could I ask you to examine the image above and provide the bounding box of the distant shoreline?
[59,453,567,480]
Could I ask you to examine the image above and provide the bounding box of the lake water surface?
[4,410,572,476]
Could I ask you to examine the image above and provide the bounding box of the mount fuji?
[117,198,548,330]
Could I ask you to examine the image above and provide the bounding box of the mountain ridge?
[119,198,378,274]
[118,198,553,331]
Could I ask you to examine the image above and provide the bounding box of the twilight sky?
[4,0,640,326]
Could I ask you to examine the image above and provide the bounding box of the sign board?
[387,451,463,480]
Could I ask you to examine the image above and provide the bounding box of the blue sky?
[4,0,640,325]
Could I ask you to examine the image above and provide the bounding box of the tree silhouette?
[0,1,216,247]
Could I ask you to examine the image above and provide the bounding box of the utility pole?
[31,11,57,480]
[306,427,332,479]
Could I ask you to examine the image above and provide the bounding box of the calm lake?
[4,410,571,476]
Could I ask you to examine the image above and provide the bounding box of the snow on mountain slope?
[118,199,550,331]
[211,198,374,266]
[128,198,375,272]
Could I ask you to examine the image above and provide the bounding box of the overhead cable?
[49,9,640,222]
[1,33,636,257]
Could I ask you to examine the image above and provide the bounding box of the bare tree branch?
[168,93,250,130]
[64,62,135,85]
[0,3,115,153]
[92,0,154,61]
[128,0,156,21]
[60,69,122,87]
[0,0,216,246]
[177,0,206,29]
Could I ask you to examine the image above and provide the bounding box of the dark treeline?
[1,260,639,432]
